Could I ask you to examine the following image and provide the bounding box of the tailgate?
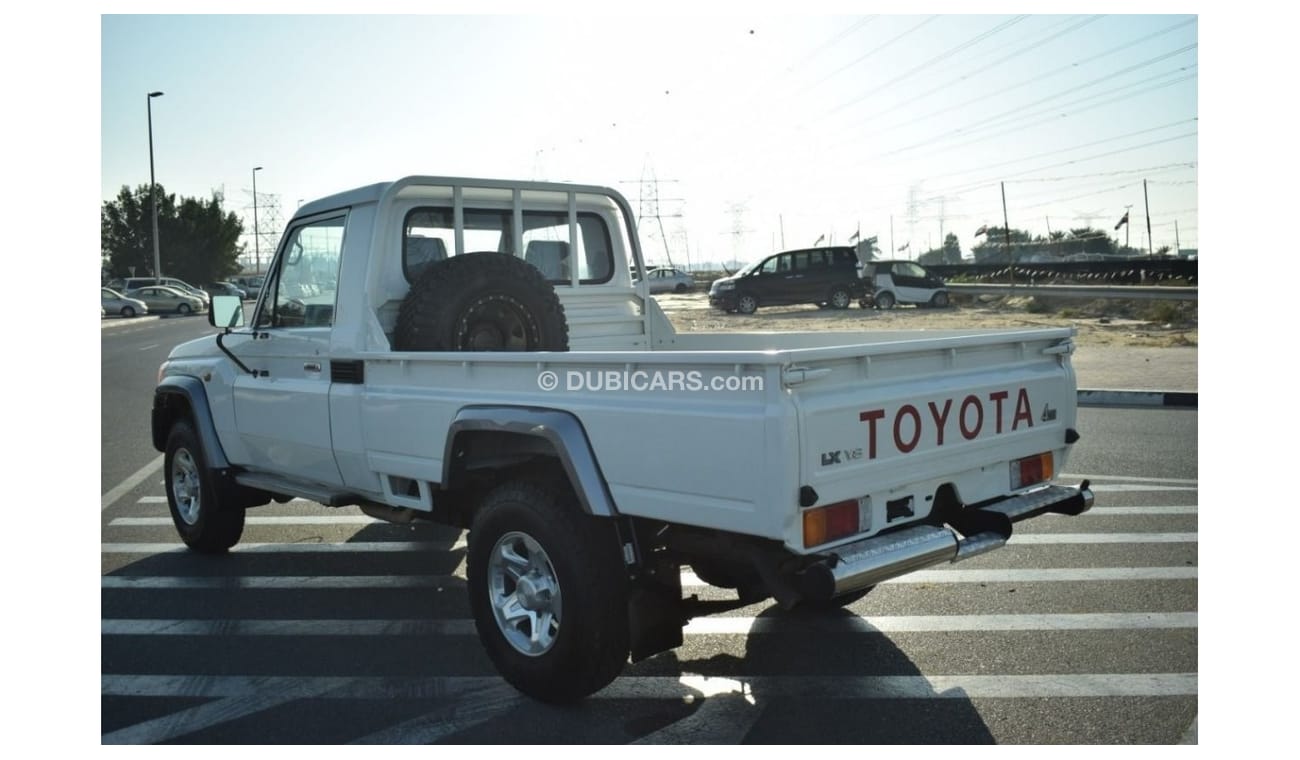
[787,330,1078,546]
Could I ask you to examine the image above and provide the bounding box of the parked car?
[125,285,207,315]
[232,275,265,300]
[205,281,248,300]
[859,260,950,309]
[636,267,695,294]
[708,245,865,314]
[101,287,149,318]
[112,276,208,302]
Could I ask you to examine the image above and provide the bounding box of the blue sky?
[100,10,1199,270]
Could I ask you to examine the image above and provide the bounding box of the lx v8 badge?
[821,448,864,467]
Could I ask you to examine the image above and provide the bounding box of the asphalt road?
[100,317,1197,744]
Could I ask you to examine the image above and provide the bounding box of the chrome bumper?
[799,482,1093,600]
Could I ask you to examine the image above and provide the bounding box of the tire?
[395,252,568,351]
[164,420,245,553]
[674,283,688,293]
[120,306,135,318]
[827,286,852,310]
[930,291,950,308]
[736,293,759,314]
[875,291,896,310]
[467,478,630,703]
[177,303,192,315]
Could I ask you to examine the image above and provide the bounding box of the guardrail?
[946,283,1196,301]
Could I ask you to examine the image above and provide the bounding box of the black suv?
[708,246,865,314]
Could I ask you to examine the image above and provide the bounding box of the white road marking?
[102,455,163,512]
[101,672,1198,701]
[137,343,159,351]
[1088,484,1198,493]
[1060,473,1197,485]
[102,612,1196,638]
[1075,506,1197,515]
[347,682,524,744]
[1009,532,1196,544]
[101,566,1197,590]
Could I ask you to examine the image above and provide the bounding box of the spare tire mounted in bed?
[394,252,569,351]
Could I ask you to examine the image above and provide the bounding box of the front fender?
[152,376,231,469]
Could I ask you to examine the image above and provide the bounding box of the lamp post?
[252,166,263,274]
[147,91,164,280]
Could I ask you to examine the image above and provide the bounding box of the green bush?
[1142,301,1183,324]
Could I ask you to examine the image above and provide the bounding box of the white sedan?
[637,267,695,294]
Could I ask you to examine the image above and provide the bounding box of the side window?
[758,256,780,275]
[257,215,346,328]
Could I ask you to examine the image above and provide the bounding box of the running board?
[233,471,360,507]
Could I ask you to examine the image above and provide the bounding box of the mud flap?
[627,567,684,662]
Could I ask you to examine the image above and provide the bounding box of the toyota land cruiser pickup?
[152,175,1092,703]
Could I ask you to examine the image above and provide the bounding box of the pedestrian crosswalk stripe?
[101,612,1196,637]
[100,565,1197,590]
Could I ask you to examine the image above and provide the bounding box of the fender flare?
[442,406,617,517]
[152,375,231,469]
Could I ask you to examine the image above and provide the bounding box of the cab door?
[228,212,347,487]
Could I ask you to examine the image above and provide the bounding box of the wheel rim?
[122,307,134,318]
[178,303,191,315]
[456,295,534,350]
[171,448,202,525]
[739,295,757,313]
[879,293,894,309]
[487,530,563,656]
[831,290,850,308]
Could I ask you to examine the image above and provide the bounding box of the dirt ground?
[655,292,1198,349]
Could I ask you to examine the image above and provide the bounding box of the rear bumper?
[798,482,1093,600]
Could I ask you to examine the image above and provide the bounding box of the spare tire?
[395,252,569,351]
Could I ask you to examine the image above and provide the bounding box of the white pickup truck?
[152,175,1092,703]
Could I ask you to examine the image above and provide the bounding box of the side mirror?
[209,295,246,329]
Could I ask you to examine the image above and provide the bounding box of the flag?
[814,234,826,246]
[1114,212,1129,231]
[849,227,860,244]
[974,225,988,236]
[898,242,910,252]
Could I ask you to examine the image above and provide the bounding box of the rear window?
[402,206,613,285]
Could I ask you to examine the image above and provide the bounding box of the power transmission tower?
[244,188,284,273]
[622,161,683,268]
[726,201,754,272]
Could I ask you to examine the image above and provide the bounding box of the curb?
[1077,390,1197,408]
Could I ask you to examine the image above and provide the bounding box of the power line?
[803,16,940,92]
[829,15,1030,114]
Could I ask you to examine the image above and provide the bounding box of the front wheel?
[120,305,136,318]
[875,291,896,310]
[736,293,759,314]
[467,479,630,703]
[177,303,192,315]
[164,420,245,553]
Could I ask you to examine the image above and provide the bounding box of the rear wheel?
[164,420,245,553]
[875,291,896,310]
[828,286,852,310]
[674,283,688,293]
[467,479,629,703]
[930,291,950,308]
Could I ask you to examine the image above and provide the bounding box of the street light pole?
[147,91,164,280]
[252,166,263,274]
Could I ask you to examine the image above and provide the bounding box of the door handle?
[303,362,322,372]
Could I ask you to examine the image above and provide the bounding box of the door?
[230,213,347,487]
[890,261,935,304]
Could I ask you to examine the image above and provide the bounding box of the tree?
[102,184,245,284]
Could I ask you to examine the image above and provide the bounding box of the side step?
[233,471,360,507]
